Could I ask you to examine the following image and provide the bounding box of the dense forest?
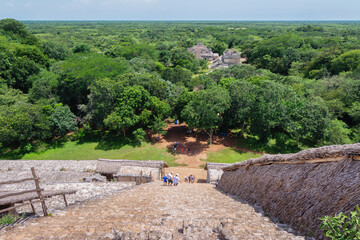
[0,19,359,157]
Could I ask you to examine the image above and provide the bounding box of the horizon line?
[17,19,360,22]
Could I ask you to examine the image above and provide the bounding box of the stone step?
[1,182,306,240]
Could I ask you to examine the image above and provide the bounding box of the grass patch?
[21,140,178,166]
[229,131,301,154]
[0,214,16,225]
[205,147,262,164]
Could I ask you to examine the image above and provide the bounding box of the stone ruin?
[96,158,169,181]
[222,49,241,66]
[204,162,231,184]
[187,43,218,61]
[187,43,242,70]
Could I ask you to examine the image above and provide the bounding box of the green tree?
[104,86,154,136]
[162,66,192,86]
[28,70,59,103]
[0,103,50,148]
[49,104,78,137]
[182,86,231,144]
[323,119,351,145]
[80,78,123,128]
[41,42,69,60]
[348,102,360,124]
[223,79,256,135]
[54,53,129,111]
[331,50,360,75]
[73,44,91,54]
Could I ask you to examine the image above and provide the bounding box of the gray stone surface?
[83,173,106,182]
[2,182,308,239]
[0,160,134,215]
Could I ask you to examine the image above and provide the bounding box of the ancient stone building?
[188,43,218,61]
[222,49,242,66]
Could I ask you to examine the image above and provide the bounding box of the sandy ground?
[153,123,227,168]
[153,123,262,168]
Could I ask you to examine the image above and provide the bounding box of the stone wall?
[218,155,360,239]
[0,160,97,184]
[223,57,241,65]
[205,162,231,183]
[117,166,161,180]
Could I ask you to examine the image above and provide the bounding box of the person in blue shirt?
[163,175,168,185]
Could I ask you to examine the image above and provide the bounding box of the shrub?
[132,128,146,145]
[319,205,360,240]
[0,214,15,225]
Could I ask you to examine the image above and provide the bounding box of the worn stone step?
[1,182,306,240]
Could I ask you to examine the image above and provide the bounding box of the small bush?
[319,205,360,240]
[0,214,15,225]
[60,167,67,171]
[132,128,146,145]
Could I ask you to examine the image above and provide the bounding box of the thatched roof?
[96,159,169,175]
[0,190,77,206]
[223,143,360,172]
[204,162,231,170]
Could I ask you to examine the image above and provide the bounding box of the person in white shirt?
[167,172,173,185]
[173,174,180,186]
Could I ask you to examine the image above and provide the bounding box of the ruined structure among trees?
[222,49,241,66]
[187,43,218,61]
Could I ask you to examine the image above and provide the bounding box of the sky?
[0,0,359,21]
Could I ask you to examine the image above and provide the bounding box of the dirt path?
[1,182,305,240]
[154,123,262,168]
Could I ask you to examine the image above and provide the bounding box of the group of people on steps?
[163,172,196,186]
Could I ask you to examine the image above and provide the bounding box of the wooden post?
[140,171,143,185]
[149,171,153,182]
[29,200,36,214]
[31,167,48,216]
[63,194,68,206]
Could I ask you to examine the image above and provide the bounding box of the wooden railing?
[0,167,48,216]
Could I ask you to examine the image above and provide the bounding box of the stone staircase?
[1,182,306,240]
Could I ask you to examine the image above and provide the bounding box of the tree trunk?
[240,122,246,137]
[208,131,214,145]
[122,128,126,137]
[295,132,299,148]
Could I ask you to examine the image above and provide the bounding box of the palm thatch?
[204,162,231,170]
[223,143,360,171]
[218,143,360,239]
[96,159,169,175]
